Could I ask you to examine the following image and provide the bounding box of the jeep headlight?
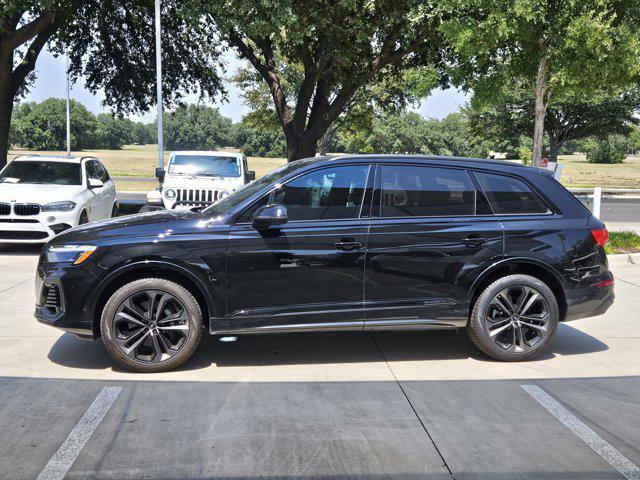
[164,188,176,200]
[42,201,76,212]
[218,190,231,200]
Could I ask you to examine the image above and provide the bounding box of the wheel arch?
[468,258,568,321]
[90,260,216,338]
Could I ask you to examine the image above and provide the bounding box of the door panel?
[364,163,504,328]
[365,217,503,327]
[225,164,372,332]
[226,220,369,332]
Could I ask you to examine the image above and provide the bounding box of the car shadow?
[47,322,608,373]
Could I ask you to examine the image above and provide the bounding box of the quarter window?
[475,172,549,214]
[380,165,476,217]
[271,165,369,221]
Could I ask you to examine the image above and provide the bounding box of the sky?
[25,50,470,123]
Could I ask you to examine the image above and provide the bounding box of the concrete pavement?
[0,246,639,479]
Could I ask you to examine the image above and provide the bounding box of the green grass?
[605,231,640,255]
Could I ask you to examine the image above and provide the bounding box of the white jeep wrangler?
[147,151,255,210]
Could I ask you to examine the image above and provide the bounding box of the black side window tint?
[86,161,100,180]
[272,165,369,221]
[475,172,549,214]
[380,165,475,217]
[97,162,110,182]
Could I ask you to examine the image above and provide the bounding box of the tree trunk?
[286,134,318,162]
[548,139,560,163]
[532,55,550,168]
[0,79,15,170]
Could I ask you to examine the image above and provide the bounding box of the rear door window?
[379,165,476,217]
[475,171,549,214]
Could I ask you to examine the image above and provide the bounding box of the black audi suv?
[35,155,614,372]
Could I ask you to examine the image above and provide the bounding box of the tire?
[111,204,119,217]
[467,274,559,361]
[100,278,203,372]
[78,211,89,225]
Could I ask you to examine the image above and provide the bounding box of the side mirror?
[246,170,256,182]
[252,204,288,230]
[88,178,104,189]
[155,167,166,183]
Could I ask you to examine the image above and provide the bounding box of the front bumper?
[0,210,77,244]
[34,259,99,338]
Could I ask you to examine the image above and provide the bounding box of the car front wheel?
[100,278,203,372]
[467,274,559,361]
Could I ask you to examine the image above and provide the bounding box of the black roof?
[326,154,525,167]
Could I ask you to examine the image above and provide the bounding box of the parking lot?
[0,245,639,480]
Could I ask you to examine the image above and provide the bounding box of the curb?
[607,252,640,266]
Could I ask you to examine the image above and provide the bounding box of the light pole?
[66,55,71,156]
[154,0,165,185]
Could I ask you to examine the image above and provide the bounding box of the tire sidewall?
[468,274,559,361]
[100,278,202,373]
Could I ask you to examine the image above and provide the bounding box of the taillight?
[591,228,609,247]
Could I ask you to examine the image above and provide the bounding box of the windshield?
[168,155,241,177]
[0,161,82,185]
[202,160,311,217]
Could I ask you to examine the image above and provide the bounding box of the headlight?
[46,245,97,265]
[218,190,231,200]
[164,188,176,200]
[42,201,76,212]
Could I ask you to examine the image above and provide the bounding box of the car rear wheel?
[100,278,203,372]
[467,274,559,361]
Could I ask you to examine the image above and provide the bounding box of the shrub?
[518,146,532,166]
[585,135,627,164]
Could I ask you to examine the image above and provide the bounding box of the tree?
[468,88,640,162]
[94,113,132,149]
[585,135,627,164]
[197,0,447,161]
[0,1,86,166]
[11,98,97,150]
[442,0,640,166]
[163,104,233,150]
[0,0,224,168]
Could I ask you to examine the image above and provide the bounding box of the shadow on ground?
[47,323,608,373]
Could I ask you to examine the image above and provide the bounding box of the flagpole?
[66,56,71,156]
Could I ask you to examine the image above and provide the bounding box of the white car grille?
[175,188,219,207]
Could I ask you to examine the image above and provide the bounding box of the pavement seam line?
[521,384,640,480]
[35,386,123,480]
[369,333,456,479]
[0,275,34,295]
[614,277,640,288]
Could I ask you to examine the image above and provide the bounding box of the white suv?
[0,155,118,243]
[146,151,255,210]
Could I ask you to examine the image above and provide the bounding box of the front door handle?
[462,236,487,247]
[333,239,362,251]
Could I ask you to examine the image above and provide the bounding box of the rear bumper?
[564,283,615,322]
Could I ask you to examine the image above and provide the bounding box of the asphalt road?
[0,246,639,479]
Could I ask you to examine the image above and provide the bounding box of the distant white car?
[146,151,255,210]
[0,155,118,243]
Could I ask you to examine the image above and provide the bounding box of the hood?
[0,183,84,204]
[49,210,223,245]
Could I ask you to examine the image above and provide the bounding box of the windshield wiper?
[196,173,224,178]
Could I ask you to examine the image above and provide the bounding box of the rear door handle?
[333,239,362,251]
[462,236,487,247]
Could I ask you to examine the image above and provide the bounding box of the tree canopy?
[441,0,640,166]
[195,0,448,161]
